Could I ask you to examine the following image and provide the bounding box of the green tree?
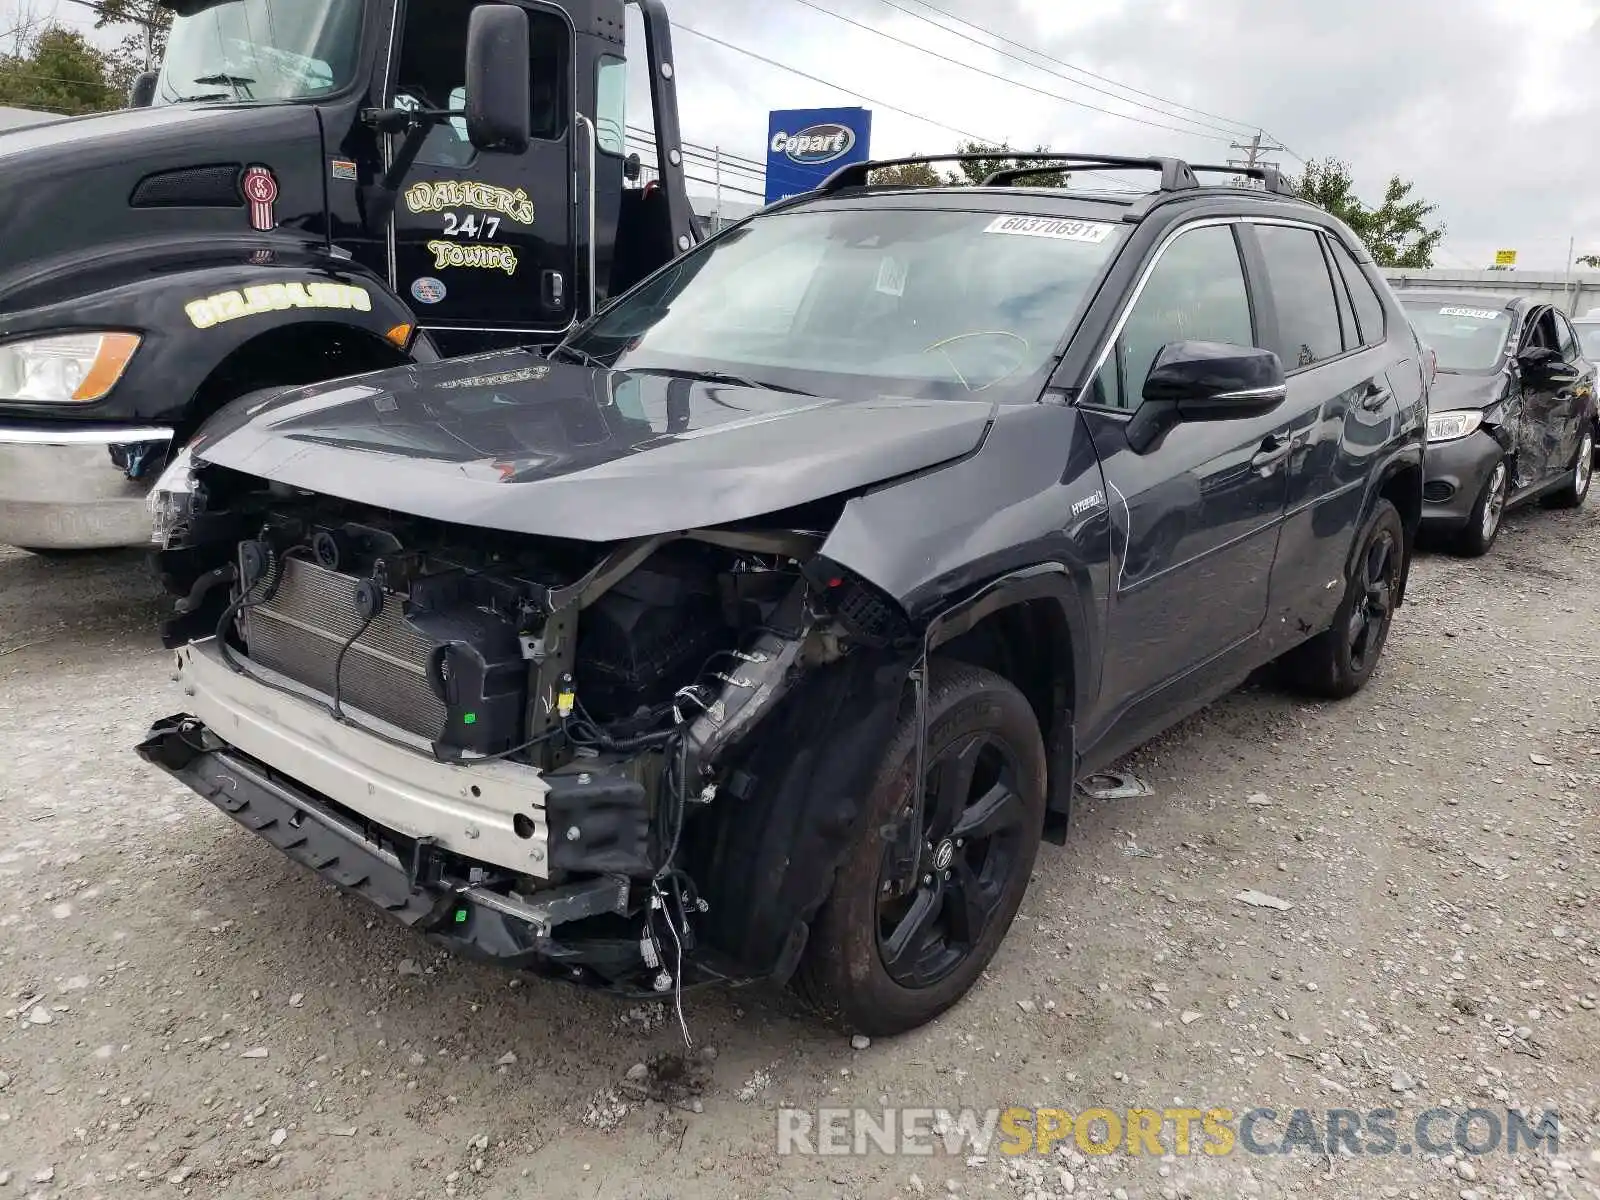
[1578,254,1600,270]
[1293,157,1445,269]
[866,141,1070,189]
[89,0,171,93]
[0,25,120,115]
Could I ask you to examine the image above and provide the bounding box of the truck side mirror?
[129,71,158,108]
[465,4,531,154]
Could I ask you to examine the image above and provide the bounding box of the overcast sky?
[15,0,1599,270]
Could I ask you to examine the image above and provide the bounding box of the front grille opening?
[241,557,448,741]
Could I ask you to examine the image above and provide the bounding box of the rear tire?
[1543,428,1593,509]
[1450,459,1509,558]
[1277,498,1406,700]
[794,661,1047,1037]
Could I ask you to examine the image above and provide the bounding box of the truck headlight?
[1427,409,1484,444]
[0,332,141,402]
[148,445,200,547]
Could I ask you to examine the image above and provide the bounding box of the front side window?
[1400,301,1511,373]
[1091,222,1253,410]
[595,56,626,155]
[568,207,1127,401]
[156,0,364,104]
[393,0,569,167]
[1255,224,1343,370]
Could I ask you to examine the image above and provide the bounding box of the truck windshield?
[1400,300,1512,373]
[155,0,363,104]
[566,207,1126,402]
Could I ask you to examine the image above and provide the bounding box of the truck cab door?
[388,0,574,338]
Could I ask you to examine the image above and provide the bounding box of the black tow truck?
[0,0,696,554]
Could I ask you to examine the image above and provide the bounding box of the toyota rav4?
[140,153,1425,1036]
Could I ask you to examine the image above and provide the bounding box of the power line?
[673,20,995,145]
[891,0,1268,137]
[784,0,1247,143]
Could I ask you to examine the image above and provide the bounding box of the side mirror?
[1126,342,1286,454]
[1141,341,1287,418]
[624,152,642,182]
[1516,345,1562,376]
[464,4,530,153]
[129,70,158,108]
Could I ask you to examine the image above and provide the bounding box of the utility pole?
[1227,131,1286,188]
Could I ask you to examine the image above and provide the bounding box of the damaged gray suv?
[141,154,1425,1035]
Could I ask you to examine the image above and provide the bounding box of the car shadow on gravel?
[0,546,167,655]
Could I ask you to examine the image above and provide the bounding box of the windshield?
[567,207,1126,402]
[1401,301,1512,373]
[1576,322,1600,360]
[155,0,364,104]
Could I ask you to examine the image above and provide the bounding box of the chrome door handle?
[1251,436,1295,472]
[1360,383,1393,412]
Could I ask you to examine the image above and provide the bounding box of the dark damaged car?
[140,155,1425,1035]
[1401,293,1595,556]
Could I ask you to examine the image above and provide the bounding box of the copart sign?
[765,106,874,205]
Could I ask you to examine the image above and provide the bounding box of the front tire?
[1543,427,1594,509]
[1278,498,1406,699]
[1450,459,1509,557]
[794,661,1047,1036]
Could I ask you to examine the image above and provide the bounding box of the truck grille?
[242,557,448,742]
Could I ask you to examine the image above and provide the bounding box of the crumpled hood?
[192,350,996,542]
[1429,369,1508,412]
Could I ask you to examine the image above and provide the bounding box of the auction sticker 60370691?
[984,215,1114,243]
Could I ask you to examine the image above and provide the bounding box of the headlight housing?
[1427,409,1485,444]
[148,444,200,547]
[0,332,141,403]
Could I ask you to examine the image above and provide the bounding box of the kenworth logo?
[771,123,857,166]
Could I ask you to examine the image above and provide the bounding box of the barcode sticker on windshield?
[1440,306,1501,320]
[984,215,1114,243]
[875,256,907,297]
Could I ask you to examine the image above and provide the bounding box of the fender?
[0,248,432,427]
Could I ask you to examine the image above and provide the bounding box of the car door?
[1512,307,1564,488]
[1255,223,1417,650]
[386,0,576,337]
[1078,219,1294,746]
[1553,311,1595,466]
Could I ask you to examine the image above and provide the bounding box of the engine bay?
[144,476,892,996]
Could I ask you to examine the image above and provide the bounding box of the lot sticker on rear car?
[984,215,1114,243]
[1439,306,1501,320]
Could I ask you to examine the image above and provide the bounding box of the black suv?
[141,153,1425,1036]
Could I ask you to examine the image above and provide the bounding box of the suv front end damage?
[140,483,914,997]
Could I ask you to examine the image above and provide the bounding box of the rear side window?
[1092,223,1253,410]
[1255,224,1344,369]
[1327,238,1386,346]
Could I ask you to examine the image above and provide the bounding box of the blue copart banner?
[765,107,874,205]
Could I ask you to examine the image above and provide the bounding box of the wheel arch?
[1362,451,1423,607]
[925,566,1081,843]
[177,320,418,442]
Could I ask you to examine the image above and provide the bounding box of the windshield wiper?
[171,92,233,102]
[194,73,255,99]
[633,366,814,396]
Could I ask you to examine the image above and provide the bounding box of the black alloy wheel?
[795,661,1047,1036]
[876,733,1029,990]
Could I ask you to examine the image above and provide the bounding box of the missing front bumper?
[138,716,633,968]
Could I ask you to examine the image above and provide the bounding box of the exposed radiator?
[242,556,448,741]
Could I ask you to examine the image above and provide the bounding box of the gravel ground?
[0,503,1596,1200]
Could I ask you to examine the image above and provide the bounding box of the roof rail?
[817,152,1201,195]
[1188,162,1296,197]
